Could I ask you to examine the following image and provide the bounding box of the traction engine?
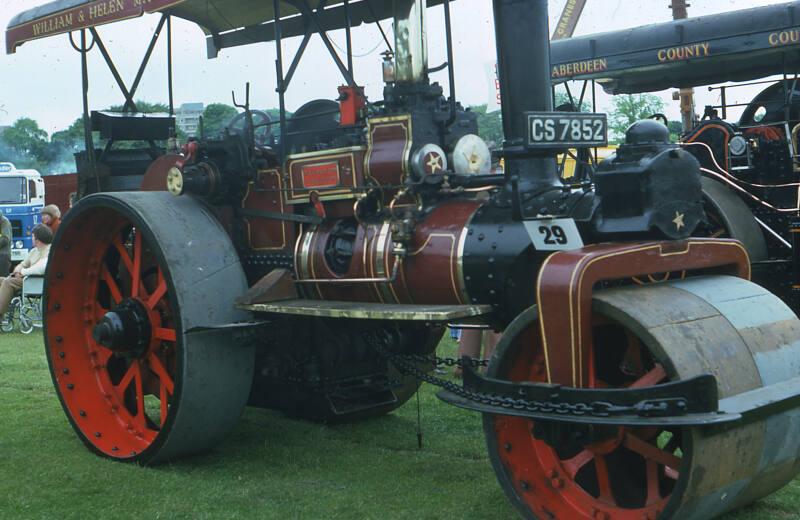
[12,0,800,518]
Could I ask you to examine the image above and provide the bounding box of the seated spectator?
[0,213,10,277]
[0,225,52,322]
[41,204,61,234]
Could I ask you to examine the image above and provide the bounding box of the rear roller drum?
[44,192,254,464]
[697,177,768,261]
[485,275,800,519]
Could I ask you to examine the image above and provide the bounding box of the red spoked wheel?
[44,192,254,464]
[484,304,686,520]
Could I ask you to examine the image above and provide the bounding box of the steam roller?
[483,275,800,519]
[11,0,800,517]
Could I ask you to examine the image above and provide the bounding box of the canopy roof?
[549,1,800,94]
[6,0,441,56]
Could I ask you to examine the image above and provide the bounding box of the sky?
[0,0,787,134]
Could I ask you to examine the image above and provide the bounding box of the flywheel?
[44,192,255,464]
[484,275,800,519]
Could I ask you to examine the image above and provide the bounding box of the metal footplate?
[438,364,742,427]
[238,299,492,321]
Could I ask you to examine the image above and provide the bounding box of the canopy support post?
[273,0,287,160]
[298,0,356,87]
[167,15,174,116]
[126,15,167,111]
[344,0,354,75]
[78,29,99,193]
[443,0,457,125]
[284,0,329,89]
[90,28,137,111]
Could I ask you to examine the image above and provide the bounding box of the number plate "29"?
[523,218,584,251]
[526,112,608,148]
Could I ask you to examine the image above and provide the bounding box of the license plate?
[526,112,608,148]
[524,218,584,251]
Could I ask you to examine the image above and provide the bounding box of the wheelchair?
[1,276,44,334]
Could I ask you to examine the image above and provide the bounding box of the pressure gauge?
[729,135,748,156]
[411,144,448,179]
[451,134,491,175]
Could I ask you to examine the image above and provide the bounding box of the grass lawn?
[1,331,798,519]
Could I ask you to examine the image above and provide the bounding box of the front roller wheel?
[485,276,800,519]
[44,192,254,464]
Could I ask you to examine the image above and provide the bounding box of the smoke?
[0,139,35,170]
[43,148,79,176]
[0,138,78,175]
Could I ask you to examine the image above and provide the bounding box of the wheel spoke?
[117,360,139,392]
[160,384,169,427]
[623,432,681,470]
[94,346,113,365]
[594,455,616,505]
[148,352,175,394]
[562,449,593,479]
[147,269,167,310]
[94,306,109,323]
[131,232,143,298]
[134,362,146,430]
[100,266,123,305]
[645,459,661,505]
[154,327,177,342]
[629,364,667,389]
[112,236,134,278]
[620,331,644,376]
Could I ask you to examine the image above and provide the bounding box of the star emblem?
[673,211,685,231]
[425,152,443,174]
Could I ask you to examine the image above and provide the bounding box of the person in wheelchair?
[0,225,52,324]
[0,213,11,277]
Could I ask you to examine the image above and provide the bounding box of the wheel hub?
[92,298,152,356]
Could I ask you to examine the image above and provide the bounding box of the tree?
[202,103,239,137]
[107,100,170,113]
[51,117,86,153]
[554,91,588,112]
[470,104,503,148]
[0,117,51,168]
[608,94,665,141]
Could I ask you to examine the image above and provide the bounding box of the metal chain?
[404,353,490,368]
[367,333,674,419]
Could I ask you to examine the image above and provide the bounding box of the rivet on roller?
[66,384,74,390]
[79,410,86,417]
[519,480,530,491]
[94,432,101,438]
[504,442,512,452]
[550,477,564,489]
[593,510,609,520]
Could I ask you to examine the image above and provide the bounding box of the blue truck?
[0,162,45,263]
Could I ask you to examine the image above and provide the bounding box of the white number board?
[524,218,584,251]
[526,112,608,148]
